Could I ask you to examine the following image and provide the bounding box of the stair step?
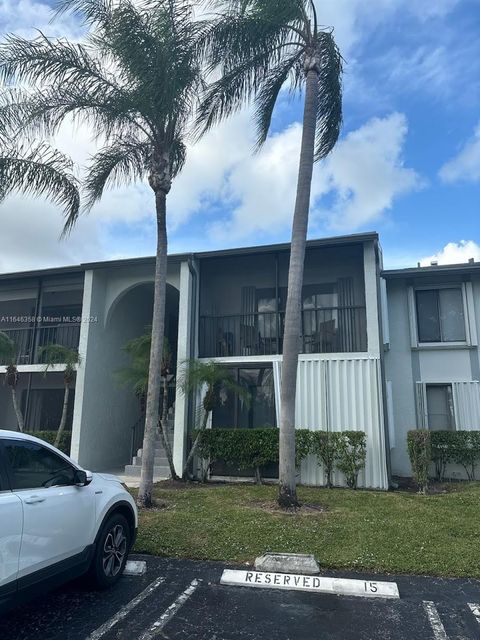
[124,464,171,478]
[133,456,169,466]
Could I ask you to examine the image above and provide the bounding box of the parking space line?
[139,578,201,640]
[423,601,449,640]
[85,576,165,640]
[467,603,480,625]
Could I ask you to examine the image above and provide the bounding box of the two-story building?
[1,232,479,488]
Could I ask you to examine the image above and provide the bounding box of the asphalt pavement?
[1,555,480,639]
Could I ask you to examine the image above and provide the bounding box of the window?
[416,288,466,343]
[212,367,276,429]
[5,441,76,490]
[426,384,455,431]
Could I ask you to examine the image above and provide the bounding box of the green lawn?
[133,482,480,578]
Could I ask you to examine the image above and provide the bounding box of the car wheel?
[89,513,130,589]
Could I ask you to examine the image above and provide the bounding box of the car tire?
[89,513,131,589]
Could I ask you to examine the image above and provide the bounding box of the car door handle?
[24,495,46,504]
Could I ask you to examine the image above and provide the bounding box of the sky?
[0,0,479,273]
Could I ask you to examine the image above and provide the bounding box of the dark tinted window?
[5,441,76,490]
[416,288,466,343]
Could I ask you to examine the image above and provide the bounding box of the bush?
[430,430,480,481]
[195,428,313,483]
[24,430,72,455]
[407,430,431,493]
[311,431,340,488]
[336,431,367,489]
[430,431,455,481]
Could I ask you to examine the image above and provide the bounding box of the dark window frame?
[211,364,277,430]
[415,286,466,344]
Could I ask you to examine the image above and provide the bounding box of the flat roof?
[0,232,378,281]
[383,262,480,279]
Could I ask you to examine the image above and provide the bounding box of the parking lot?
[1,555,480,639]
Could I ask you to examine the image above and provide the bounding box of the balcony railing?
[0,324,81,365]
[199,307,367,358]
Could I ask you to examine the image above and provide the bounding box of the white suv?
[0,431,138,614]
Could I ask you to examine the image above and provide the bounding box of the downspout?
[24,277,43,428]
[186,256,198,474]
[375,240,393,488]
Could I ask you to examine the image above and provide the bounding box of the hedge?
[24,430,72,456]
[407,430,480,491]
[195,428,367,487]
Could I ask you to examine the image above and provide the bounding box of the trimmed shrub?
[311,431,340,488]
[195,428,313,483]
[24,430,72,456]
[430,431,455,481]
[407,430,431,493]
[295,429,313,468]
[430,430,480,481]
[336,431,367,489]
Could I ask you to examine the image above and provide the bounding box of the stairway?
[124,406,175,479]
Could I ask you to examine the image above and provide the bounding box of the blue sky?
[0,0,479,272]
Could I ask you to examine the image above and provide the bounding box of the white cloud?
[0,0,83,39]
[316,113,422,231]
[420,240,480,266]
[439,122,480,184]
[204,112,421,243]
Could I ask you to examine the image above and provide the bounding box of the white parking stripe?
[139,579,201,640]
[423,601,449,640]
[467,603,480,624]
[86,576,165,640]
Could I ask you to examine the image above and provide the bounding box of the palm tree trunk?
[11,386,24,432]
[54,382,69,449]
[182,405,210,480]
[138,188,168,507]
[278,68,319,509]
[159,377,179,480]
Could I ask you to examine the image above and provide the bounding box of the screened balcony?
[199,243,368,358]
[0,275,83,365]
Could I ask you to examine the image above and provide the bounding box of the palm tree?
[0,143,79,222]
[0,331,25,431]
[37,344,81,448]
[198,0,343,507]
[117,330,179,481]
[0,0,210,507]
[178,360,249,480]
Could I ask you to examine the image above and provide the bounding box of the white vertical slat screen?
[452,382,480,429]
[273,355,389,490]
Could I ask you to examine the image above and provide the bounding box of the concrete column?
[173,261,194,475]
[363,241,381,357]
[70,270,95,463]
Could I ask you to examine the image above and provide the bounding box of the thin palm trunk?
[182,405,210,480]
[55,383,70,448]
[138,188,168,507]
[11,386,24,432]
[159,378,179,480]
[279,68,319,508]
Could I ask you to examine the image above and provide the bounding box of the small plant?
[295,429,313,469]
[311,431,339,488]
[407,430,431,493]
[336,431,367,489]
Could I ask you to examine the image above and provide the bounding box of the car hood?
[93,472,123,483]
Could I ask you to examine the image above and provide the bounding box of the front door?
[3,438,96,581]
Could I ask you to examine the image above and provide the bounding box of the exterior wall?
[71,263,181,471]
[189,238,389,489]
[384,273,480,478]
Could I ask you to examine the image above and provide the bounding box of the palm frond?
[313,31,343,161]
[83,137,150,212]
[37,344,81,372]
[253,50,304,149]
[54,0,114,26]
[0,144,80,224]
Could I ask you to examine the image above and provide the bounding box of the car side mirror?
[74,469,93,487]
